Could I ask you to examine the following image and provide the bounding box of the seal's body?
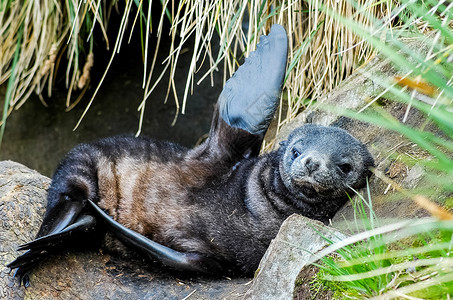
[34,123,372,276]
[8,25,374,287]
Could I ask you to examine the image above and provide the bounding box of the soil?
[293,265,334,300]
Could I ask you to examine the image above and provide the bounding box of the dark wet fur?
[7,25,374,286]
[24,120,372,275]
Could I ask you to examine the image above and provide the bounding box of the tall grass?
[133,0,394,134]
[313,199,453,298]
[308,0,453,298]
[0,0,108,146]
[319,0,452,193]
[1,0,396,140]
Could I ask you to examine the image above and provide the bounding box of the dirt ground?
[293,265,334,300]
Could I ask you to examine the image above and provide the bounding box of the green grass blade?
[1,23,23,150]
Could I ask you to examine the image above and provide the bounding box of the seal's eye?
[291,148,301,159]
[338,163,352,174]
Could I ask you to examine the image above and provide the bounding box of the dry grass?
[0,0,108,108]
[1,0,397,137]
[142,0,396,135]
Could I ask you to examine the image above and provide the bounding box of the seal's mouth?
[292,177,325,190]
[300,186,317,199]
[291,181,318,200]
[291,177,334,203]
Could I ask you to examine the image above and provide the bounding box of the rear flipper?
[7,214,97,287]
[88,200,224,275]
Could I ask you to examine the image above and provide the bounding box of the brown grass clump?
[0,0,108,108]
[143,0,396,135]
[1,1,63,110]
[1,1,396,137]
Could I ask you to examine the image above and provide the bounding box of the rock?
[1,161,250,300]
[0,161,49,300]
[402,163,425,189]
[243,215,345,300]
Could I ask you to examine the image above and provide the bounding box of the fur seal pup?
[8,25,374,287]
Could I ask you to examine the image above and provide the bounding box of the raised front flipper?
[193,24,288,161]
[7,214,97,287]
[219,24,288,137]
[88,200,224,275]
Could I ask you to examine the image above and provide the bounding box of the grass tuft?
[1,0,395,137]
[313,189,453,298]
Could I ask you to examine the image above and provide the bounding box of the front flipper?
[219,24,288,136]
[7,214,97,287]
[195,24,288,161]
[88,200,224,275]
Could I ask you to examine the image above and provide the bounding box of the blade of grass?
[1,23,23,150]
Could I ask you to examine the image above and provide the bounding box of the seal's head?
[279,124,374,204]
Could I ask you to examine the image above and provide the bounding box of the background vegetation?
[308,0,453,298]
[1,0,393,140]
[1,0,452,297]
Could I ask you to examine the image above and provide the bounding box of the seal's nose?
[302,156,320,174]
